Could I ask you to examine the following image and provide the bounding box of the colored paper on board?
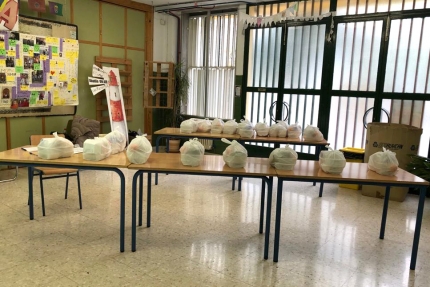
[48,1,63,16]
[28,0,46,12]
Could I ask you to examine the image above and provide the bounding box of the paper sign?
[92,65,107,79]
[90,85,107,95]
[88,76,108,86]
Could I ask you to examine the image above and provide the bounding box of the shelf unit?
[143,61,175,109]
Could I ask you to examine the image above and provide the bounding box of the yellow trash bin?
[339,147,365,190]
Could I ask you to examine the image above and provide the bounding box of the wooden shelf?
[144,61,174,109]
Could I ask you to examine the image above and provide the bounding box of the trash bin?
[339,147,365,190]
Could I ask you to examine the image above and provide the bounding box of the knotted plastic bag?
[180,138,205,166]
[368,147,399,176]
[223,119,238,135]
[221,138,248,168]
[196,118,211,133]
[269,122,287,137]
[126,135,152,164]
[211,118,224,134]
[104,129,126,154]
[38,132,74,160]
[268,144,298,170]
[287,122,302,138]
[83,137,112,161]
[237,117,254,138]
[180,119,198,133]
[254,120,269,137]
[319,145,346,174]
[303,125,324,141]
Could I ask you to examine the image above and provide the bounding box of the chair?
[30,134,82,216]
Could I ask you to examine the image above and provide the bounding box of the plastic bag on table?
[319,145,346,174]
[287,122,302,138]
[237,117,254,138]
[83,137,112,161]
[37,132,74,160]
[196,118,212,133]
[269,122,287,138]
[126,134,152,164]
[303,125,324,141]
[223,119,238,135]
[180,138,205,166]
[221,138,248,168]
[368,147,399,176]
[104,129,126,154]
[269,144,298,170]
[211,118,224,134]
[180,119,197,133]
[254,120,269,137]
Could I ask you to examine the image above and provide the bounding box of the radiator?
[198,139,213,151]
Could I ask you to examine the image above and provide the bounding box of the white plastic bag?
[196,118,211,133]
[287,122,302,138]
[223,119,238,135]
[180,119,197,133]
[180,138,205,166]
[211,118,224,134]
[104,129,126,154]
[368,147,399,176]
[126,135,152,164]
[254,120,269,137]
[237,117,254,138]
[269,123,287,137]
[303,125,324,141]
[269,145,298,170]
[319,145,346,174]
[83,137,112,161]
[37,132,74,160]
[221,138,248,168]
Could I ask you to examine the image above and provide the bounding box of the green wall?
[1,0,147,150]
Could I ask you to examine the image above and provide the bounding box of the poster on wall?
[0,0,19,31]
[0,30,79,110]
[88,65,129,143]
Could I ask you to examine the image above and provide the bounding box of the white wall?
[153,12,178,63]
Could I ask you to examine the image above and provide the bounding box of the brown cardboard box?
[362,123,422,201]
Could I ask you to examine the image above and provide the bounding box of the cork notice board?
[0,15,78,118]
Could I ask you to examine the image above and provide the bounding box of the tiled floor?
[0,167,430,286]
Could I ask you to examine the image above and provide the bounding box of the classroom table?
[154,127,329,190]
[128,153,277,259]
[0,147,130,252]
[273,160,429,270]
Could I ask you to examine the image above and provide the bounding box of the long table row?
[0,148,428,270]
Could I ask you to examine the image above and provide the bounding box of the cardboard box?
[362,123,422,202]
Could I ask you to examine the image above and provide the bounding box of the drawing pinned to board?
[88,65,129,143]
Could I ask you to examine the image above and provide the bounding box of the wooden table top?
[0,148,131,168]
[154,127,329,146]
[276,160,429,186]
[128,153,278,177]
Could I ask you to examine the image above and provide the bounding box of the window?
[186,12,238,119]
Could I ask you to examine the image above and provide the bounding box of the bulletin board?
[0,16,78,118]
